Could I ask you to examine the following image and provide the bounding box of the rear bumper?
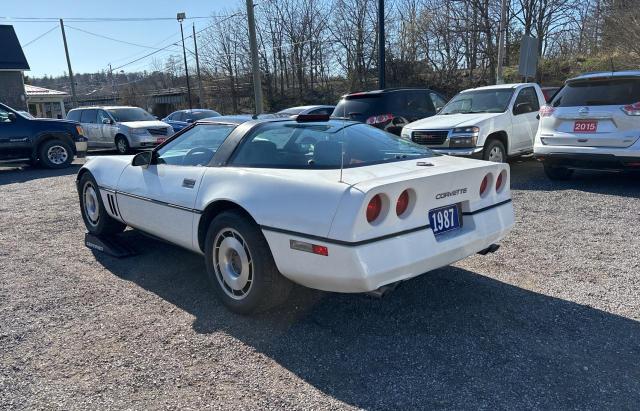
[263,200,514,293]
[534,143,640,169]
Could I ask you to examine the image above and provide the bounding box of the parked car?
[0,102,87,168]
[77,115,514,314]
[163,109,221,132]
[541,86,561,103]
[67,106,173,154]
[535,71,640,179]
[275,105,335,117]
[331,88,447,135]
[401,83,546,162]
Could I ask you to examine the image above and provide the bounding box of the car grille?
[147,128,168,136]
[412,130,449,145]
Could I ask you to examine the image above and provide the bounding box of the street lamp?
[177,12,193,109]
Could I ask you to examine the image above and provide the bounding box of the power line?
[65,24,177,51]
[21,24,58,48]
[1,16,216,22]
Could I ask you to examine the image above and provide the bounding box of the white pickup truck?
[401,83,546,162]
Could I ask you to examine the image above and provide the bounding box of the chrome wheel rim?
[117,139,127,153]
[47,145,69,165]
[213,228,253,300]
[83,183,100,226]
[488,146,504,163]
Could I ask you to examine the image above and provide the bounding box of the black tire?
[115,135,130,154]
[543,163,574,180]
[38,139,74,169]
[482,139,507,163]
[205,210,292,314]
[78,173,126,236]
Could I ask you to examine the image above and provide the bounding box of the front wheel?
[482,139,507,163]
[38,139,73,169]
[205,211,292,314]
[115,136,130,155]
[543,163,574,180]
[78,173,126,235]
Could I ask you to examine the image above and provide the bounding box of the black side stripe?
[462,199,512,216]
[99,186,203,214]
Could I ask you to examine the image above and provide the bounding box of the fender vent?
[106,193,119,217]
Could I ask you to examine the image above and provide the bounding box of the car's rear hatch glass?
[332,95,386,122]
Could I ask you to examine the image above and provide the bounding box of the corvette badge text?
[435,188,468,199]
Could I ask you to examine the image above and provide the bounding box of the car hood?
[405,112,504,130]
[120,120,170,129]
[33,118,79,126]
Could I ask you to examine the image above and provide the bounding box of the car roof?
[69,106,140,111]
[461,83,533,92]
[175,108,218,113]
[567,70,640,82]
[342,87,436,98]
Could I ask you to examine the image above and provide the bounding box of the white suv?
[401,83,545,163]
[534,71,640,179]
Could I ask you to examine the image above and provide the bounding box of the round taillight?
[496,172,504,192]
[480,174,489,196]
[367,195,382,223]
[396,190,410,216]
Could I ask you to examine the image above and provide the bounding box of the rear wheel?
[543,163,574,180]
[115,135,130,154]
[78,173,126,235]
[205,211,292,314]
[38,139,73,169]
[482,139,506,163]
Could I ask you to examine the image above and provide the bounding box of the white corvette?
[77,115,514,313]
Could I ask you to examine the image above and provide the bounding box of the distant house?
[0,25,30,110]
[25,85,68,119]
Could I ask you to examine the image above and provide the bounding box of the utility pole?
[496,0,508,84]
[192,23,204,107]
[246,0,263,114]
[378,0,386,89]
[108,64,117,104]
[177,12,192,109]
[59,19,77,108]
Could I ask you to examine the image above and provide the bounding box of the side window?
[80,109,98,123]
[0,107,12,123]
[67,110,82,122]
[176,112,186,122]
[430,93,447,112]
[97,110,111,124]
[310,108,332,115]
[406,91,435,115]
[514,87,540,114]
[156,124,235,166]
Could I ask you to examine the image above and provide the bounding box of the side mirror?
[102,118,112,125]
[7,113,16,121]
[514,102,533,115]
[132,151,153,168]
[186,118,194,123]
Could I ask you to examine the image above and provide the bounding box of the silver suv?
[534,71,640,179]
[67,106,174,154]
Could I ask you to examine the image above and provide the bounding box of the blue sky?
[2,0,234,77]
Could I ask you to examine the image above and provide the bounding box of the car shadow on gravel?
[94,230,640,409]
[0,164,81,185]
[509,158,640,199]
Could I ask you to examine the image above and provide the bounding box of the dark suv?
[0,103,88,169]
[331,88,447,135]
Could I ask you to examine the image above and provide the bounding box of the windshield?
[230,122,436,169]
[552,78,640,107]
[107,107,156,122]
[440,89,514,114]
[187,110,221,121]
[156,124,236,166]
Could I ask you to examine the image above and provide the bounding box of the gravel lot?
[1,157,639,410]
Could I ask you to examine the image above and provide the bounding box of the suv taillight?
[366,113,394,125]
[539,105,555,118]
[622,102,640,116]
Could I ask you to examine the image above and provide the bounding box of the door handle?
[182,178,196,189]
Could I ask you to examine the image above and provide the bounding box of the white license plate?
[429,204,462,235]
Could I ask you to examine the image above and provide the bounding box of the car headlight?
[452,126,479,134]
[401,127,412,139]
[449,136,478,148]
[131,128,148,135]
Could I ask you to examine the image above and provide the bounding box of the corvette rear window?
[230,122,436,169]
